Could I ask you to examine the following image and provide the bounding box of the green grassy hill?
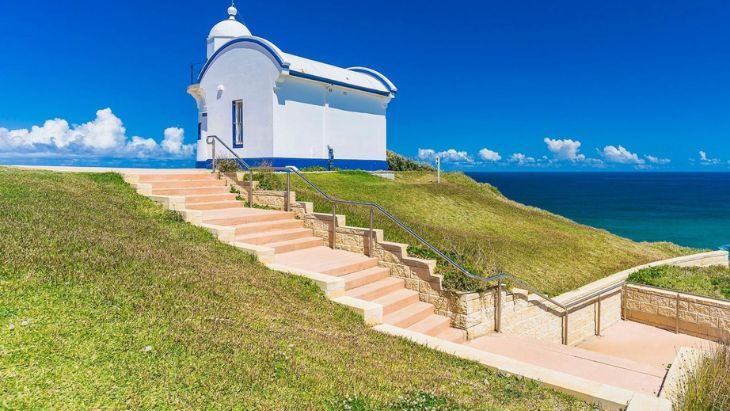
[0,169,589,409]
[286,171,693,296]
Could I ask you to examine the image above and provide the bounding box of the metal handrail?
[205,135,622,344]
[206,135,254,205]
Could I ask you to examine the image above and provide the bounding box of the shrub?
[215,159,241,173]
[387,151,434,171]
[674,343,730,411]
[301,166,328,172]
[628,265,730,300]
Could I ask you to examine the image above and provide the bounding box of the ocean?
[466,172,730,251]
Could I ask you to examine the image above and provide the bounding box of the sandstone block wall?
[624,284,730,341]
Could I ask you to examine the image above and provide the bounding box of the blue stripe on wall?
[196,158,388,171]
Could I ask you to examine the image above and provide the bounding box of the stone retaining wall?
[624,284,730,341]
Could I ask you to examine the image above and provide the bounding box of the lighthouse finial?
[227,2,238,20]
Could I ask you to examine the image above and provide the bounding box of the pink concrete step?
[146,180,226,189]
[346,277,404,300]
[205,211,295,226]
[341,266,390,290]
[138,173,214,182]
[231,219,305,236]
[434,327,466,344]
[407,315,451,337]
[152,187,231,196]
[320,257,379,276]
[372,289,419,315]
[273,247,373,273]
[236,228,313,245]
[383,302,434,328]
[185,193,238,204]
[265,237,324,253]
[184,200,244,211]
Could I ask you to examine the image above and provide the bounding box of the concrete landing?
[468,331,667,395]
[577,320,714,370]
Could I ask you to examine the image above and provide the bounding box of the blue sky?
[1,0,729,170]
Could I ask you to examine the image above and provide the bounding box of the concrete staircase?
[125,170,465,343]
[123,170,688,407]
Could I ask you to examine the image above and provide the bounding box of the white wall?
[273,77,388,161]
[199,42,281,160]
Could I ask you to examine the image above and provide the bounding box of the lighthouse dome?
[207,5,251,40]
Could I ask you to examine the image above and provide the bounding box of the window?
[232,100,244,148]
[197,113,207,141]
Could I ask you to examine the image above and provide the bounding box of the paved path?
[577,320,714,370]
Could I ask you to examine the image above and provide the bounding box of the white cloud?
[0,108,193,158]
[478,148,501,162]
[543,138,585,162]
[160,127,193,156]
[509,153,536,165]
[699,150,722,165]
[600,145,645,164]
[417,148,471,163]
[645,155,671,165]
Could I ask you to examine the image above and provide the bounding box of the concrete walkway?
[577,320,714,370]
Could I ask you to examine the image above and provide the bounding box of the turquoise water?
[466,172,730,251]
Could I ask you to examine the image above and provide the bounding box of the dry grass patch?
[674,343,730,411]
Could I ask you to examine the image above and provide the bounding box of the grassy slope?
[288,171,692,296]
[0,169,589,410]
[628,265,730,300]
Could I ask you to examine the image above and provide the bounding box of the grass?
[674,343,730,411]
[282,170,693,296]
[628,265,730,300]
[0,168,592,410]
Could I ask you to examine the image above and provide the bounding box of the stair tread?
[371,288,417,306]
[204,211,295,225]
[341,266,389,281]
[434,327,466,343]
[319,257,378,275]
[408,315,451,334]
[186,194,237,202]
[264,236,323,247]
[341,267,390,290]
[383,302,433,326]
[230,219,303,230]
[236,228,311,241]
[345,277,403,299]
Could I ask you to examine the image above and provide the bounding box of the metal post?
[285,171,291,212]
[562,311,568,345]
[211,139,216,173]
[331,203,337,249]
[368,207,374,257]
[620,285,626,320]
[675,293,680,334]
[595,294,602,336]
[248,170,254,206]
[436,156,441,184]
[495,280,502,332]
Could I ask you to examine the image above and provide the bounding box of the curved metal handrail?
[205,135,625,343]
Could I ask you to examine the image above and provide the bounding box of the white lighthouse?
[188,4,397,170]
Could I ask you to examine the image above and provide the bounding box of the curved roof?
[208,19,251,39]
[198,37,397,97]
